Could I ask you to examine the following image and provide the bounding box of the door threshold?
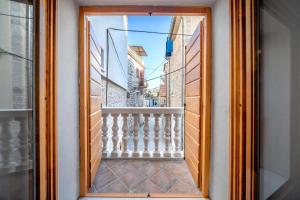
[80,193,208,199]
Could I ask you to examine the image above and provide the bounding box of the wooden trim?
[200,9,212,198]
[79,5,212,199]
[80,6,211,16]
[79,7,89,196]
[229,0,257,199]
[84,193,205,198]
[37,0,57,199]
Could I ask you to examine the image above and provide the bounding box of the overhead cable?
[108,27,192,36]
[145,66,185,82]
[107,30,128,79]
[0,13,33,19]
[0,48,32,62]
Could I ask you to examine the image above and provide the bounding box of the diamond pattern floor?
[89,159,201,194]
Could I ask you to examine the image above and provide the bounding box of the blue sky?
[127,16,172,88]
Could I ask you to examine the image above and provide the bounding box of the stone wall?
[101,77,127,107]
[167,16,202,107]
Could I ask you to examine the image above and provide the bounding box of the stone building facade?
[165,16,203,107]
[127,46,147,107]
[100,78,127,107]
[89,16,128,107]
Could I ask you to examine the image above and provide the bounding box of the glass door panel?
[0,0,35,199]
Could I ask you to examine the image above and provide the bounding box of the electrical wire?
[108,27,192,36]
[0,48,32,62]
[147,59,167,78]
[0,13,33,19]
[145,66,185,82]
[107,30,128,80]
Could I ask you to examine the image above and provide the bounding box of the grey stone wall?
[167,16,202,107]
[101,76,127,107]
[127,60,144,107]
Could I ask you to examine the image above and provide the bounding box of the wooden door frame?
[79,6,212,198]
[229,0,258,199]
[36,0,57,199]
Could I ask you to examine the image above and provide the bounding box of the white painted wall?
[57,0,80,199]
[259,9,290,199]
[89,16,128,90]
[209,0,230,199]
[259,0,300,198]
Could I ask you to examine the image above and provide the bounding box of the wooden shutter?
[184,22,203,188]
[87,21,102,184]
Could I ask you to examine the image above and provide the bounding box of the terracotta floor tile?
[180,172,197,186]
[120,168,148,190]
[104,160,125,168]
[127,160,148,170]
[91,159,201,194]
[110,161,133,177]
[98,179,129,193]
[93,169,118,190]
[163,161,189,177]
[97,162,110,175]
[168,180,201,194]
[133,178,162,193]
[139,162,161,177]
[149,168,177,192]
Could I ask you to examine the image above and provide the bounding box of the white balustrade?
[111,113,119,157]
[132,114,140,158]
[101,107,183,159]
[121,113,129,157]
[101,113,109,158]
[163,114,171,157]
[0,110,33,173]
[173,114,181,157]
[143,114,150,157]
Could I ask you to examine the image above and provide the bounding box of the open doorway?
[79,6,211,198]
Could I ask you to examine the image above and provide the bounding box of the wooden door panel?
[87,21,102,184]
[184,22,202,188]
[186,51,201,73]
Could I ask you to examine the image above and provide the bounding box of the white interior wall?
[259,10,290,199]
[259,1,300,198]
[209,0,230,199]
[57,0,80,199]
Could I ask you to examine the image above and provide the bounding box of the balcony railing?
[102,107,184,159]
[0,109,33,174]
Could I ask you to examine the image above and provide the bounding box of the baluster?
[163,114,171,157]
[153,114,161,158]
[132,114,140,157]
[121,113,129,157]
[143,114,150,157]
[111,113,120,157]
[173,113,181,157]
[18,116,30,168]
[102,113,109,157]
[0,121,6,168]
[0,119,11,170]
[8,119,22,167]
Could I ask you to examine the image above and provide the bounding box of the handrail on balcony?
[101,107,184,159]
